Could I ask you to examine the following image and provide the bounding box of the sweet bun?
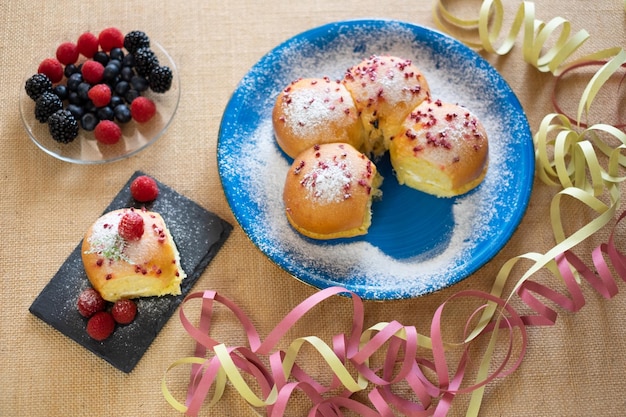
[283,143,383,240]
[272,77,363,158]
[342,55,431,156]
[81,208,186,302]
[389,99,489,197]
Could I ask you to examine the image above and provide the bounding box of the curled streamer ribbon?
[164,1,626,416]
[163,286,528,416]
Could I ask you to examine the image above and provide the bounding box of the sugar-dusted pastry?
[389,99,489,197]
[342,55,431,156]
[81,207,186,302]
[283,143,383,239]
[272,77,364,158]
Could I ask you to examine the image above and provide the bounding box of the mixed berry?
[24,28,173,145]
[77,288,137,341]
[77,174,159,341]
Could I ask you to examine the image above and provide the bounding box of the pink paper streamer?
[168,210,626,416]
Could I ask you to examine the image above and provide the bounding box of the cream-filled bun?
[389,99,489,197]
[272,77,364,158]
[81,208,186,302]
[342,55,431,156]
[283,143,383,240]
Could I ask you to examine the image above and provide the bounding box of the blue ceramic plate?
[217,19,534,300]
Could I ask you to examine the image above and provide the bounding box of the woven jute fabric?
[2,1,626,416]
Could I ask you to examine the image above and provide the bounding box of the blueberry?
[53,84,68,100]
[66,103,84,119]
[130,75,149,92]
[67,91,82,105]
[124,89,139,103]
[108,59,122,69]
[67,73,83,91]
[122,54,135,67]
[103,64,120,82]
[109,48,125,61]
[114,104,132,123]
[80,112,98,131]
[93,51,109,66]
[114,80,130,96]
[109,95,124,108]
[83,100,97,113]
[77,82,91,101]
[120,66,134,82]
[64,64,79,78]
[96,106,115,121]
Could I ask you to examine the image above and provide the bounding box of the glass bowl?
[19,40,180,164]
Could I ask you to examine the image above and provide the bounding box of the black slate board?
[29,171,232,373]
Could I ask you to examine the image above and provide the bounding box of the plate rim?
[217,18,535,300]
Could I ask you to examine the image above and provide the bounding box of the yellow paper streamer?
[432,1,626,416]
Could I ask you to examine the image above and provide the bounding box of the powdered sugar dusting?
[218,20,533,299]
[301,158,353,203]
[280,80,355,139]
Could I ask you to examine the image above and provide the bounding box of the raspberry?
[38,58,64,83]
[94,120,122,145]
[77,288,106,318]
[111,299,137,324]
[87,84,111,107]
[118,210,145,241]
[98,27,124,52]
[130,175,159,202]
[81,60,105,84]
[130,96,156,123]
[77,32,99,58]
[86,311,115,341]
[56,42,79,65]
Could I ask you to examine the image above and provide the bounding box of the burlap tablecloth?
[2,1,626,416]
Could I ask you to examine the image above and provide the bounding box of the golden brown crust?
[342,55,431,156]
[272,77,363,158]
[81,208,186,302]
[282,143,382,239]
[389,99,489,197]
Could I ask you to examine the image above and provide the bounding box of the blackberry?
[25,73,53,100]
[34,91,63,123]
[47,110,79,144]
[124,31,150,54]
[149,66,173,93]
[132,47,159,77]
